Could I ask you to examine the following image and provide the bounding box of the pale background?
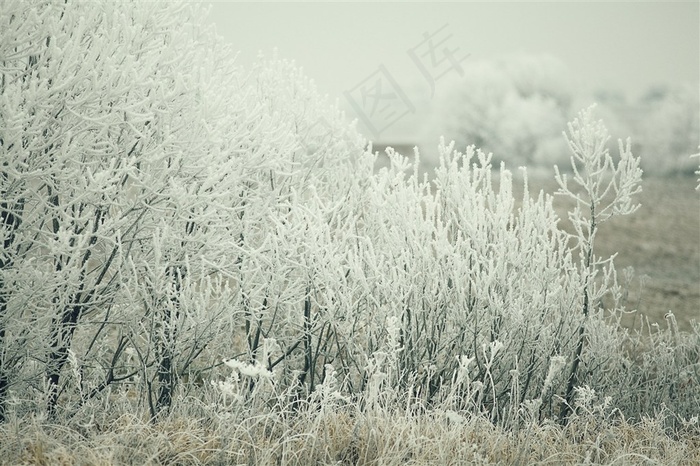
[206,1,699,141]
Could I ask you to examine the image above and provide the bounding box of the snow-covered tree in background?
[419,55,573,169]
[419,54,698,177]
[636,84,699,175]
[587,83,699,176]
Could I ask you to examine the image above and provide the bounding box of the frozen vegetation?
[0,1,698,464]
[418,55,699,176]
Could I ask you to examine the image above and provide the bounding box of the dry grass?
[2,402,698,466]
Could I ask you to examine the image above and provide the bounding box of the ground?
[585,175,699,332]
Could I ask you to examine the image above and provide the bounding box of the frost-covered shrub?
[420,56,699,177]
[2,0,696,434]
[0,0,251,418]
[0,0,364,419]
[217,106,651,427]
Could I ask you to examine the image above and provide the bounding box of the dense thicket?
[1,1,697,432]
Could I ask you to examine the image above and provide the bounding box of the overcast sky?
[206,1,699,141]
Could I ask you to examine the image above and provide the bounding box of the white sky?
[206,1,699,141]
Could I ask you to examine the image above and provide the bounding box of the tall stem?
[561,193,597,423]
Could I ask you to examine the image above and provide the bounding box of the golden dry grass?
[2,404,698,466]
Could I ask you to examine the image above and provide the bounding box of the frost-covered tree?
[553,106,642,420]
